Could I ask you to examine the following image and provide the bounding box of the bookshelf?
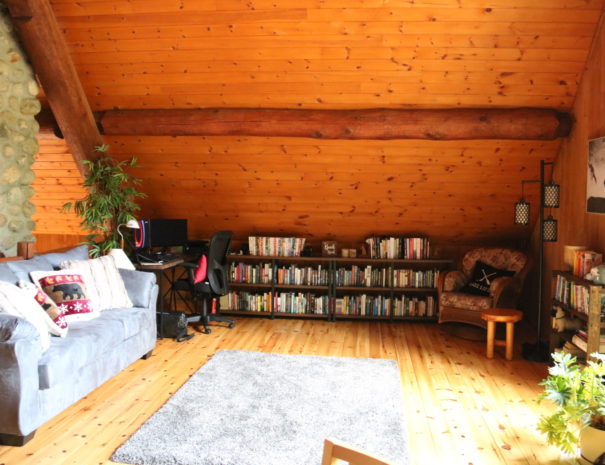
[223,255,452,322]
[551,270,605,360]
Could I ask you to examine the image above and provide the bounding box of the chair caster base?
[228,322,235,329]
[203,327,211,334]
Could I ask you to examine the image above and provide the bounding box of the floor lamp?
[514,160,559,362]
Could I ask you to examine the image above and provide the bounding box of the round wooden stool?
[480,308,523,361]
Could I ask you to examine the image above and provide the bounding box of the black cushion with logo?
[461,260,515,296]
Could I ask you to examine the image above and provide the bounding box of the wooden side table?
[480,308,523,361]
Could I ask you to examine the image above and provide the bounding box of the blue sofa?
[0,247,158,446]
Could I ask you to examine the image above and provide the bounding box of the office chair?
[177,230,235,334]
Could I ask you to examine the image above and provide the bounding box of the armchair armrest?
[119,269,158,308]
[0,314,43,437]
[438,270,467,292]
[489,276,521,308]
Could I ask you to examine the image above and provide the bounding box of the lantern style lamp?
[542,215,558,242]
[543,181,560,208]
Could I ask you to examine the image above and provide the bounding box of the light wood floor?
[0,318,563,465]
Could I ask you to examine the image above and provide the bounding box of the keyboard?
[136,252,181,264]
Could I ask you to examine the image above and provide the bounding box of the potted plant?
[62,145,146,257]
[538,352,605,464]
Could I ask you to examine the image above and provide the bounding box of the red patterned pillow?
[30,270,98,322]
[18,280,68,337]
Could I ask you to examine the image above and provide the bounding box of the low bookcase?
[222,255,452,322]
[551,270,605,360]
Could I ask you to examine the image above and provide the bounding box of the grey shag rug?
[112,350,409,465]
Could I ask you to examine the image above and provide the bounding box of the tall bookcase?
[551,270,605,360]
[223,255,452,322]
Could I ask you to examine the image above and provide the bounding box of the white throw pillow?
[29,270,99,322]
[0,282,51,351]
[60,255,133,311]
[18,280,69,337]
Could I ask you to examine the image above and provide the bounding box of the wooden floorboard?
[0,319,563,465]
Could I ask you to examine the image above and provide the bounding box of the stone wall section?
[0,7,40,256]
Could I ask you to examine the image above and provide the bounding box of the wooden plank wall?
[31,133,87,252]
[105,135,556,249]
[541,12,605,331]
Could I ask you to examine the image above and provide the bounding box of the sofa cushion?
[37,306,153,390]
[440,292,493,312]
[119,269,157,308]
[460,260,515,296]
[18,281,69,337]
[30,270,98,322]
[0,263,18,284]
[0,282,51,351]
[61,255,133,311]
[7,255,53,282]
[39,245,89,269]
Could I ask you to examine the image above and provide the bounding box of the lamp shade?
[124,219,140,229]
[514,199,530,225]
[543,215,558,242]
[543,182,560,208]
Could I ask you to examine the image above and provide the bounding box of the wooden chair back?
[321,438,395,465]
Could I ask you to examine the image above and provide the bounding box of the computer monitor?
[148,219,188,248]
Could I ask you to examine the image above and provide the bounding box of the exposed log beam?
[5,0,104,177]
[100,108,572,141]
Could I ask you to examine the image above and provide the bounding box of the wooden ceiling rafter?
[98,108,572,140]
[5,0,104,177]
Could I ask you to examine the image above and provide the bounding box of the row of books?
[275,265,329,286]
[365,236,430,260]
[248,236,306,257]
[224,291,329,314]
[571,329,605,353]
[230,263,329,286]
[334,295,436,317]
[230,262,274,284]
[334,266,440,288]
[554,274,590,314]
[393,269,440,289]
[572,250,602,278]
[335,266,390,287]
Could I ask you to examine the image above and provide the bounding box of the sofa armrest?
[438,270,467,292]
[119,269,158,308]
[490,276,521,308]
[0,314,43,437]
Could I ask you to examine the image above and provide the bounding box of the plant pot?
[580,425,605,464]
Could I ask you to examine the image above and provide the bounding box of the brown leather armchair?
[437,248,530,329]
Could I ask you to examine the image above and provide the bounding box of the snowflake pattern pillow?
[18,280,69,337]
[30,270,98,322]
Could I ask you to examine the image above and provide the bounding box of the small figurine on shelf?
[322,241,337,256]
[587,264,605,284]
[551,306,583,332]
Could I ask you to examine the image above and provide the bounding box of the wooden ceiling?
[30,0,605,247]
[51,0,601,111]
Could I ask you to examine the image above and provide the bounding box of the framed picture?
[587,136,605,214]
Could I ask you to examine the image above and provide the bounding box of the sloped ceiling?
[33,0,604,247]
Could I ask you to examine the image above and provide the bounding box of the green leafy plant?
[62,145,146,257]
[538,352,605,457]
